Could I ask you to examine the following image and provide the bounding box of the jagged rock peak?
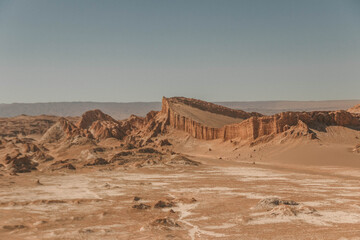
[58,117,78,133]
[77,109,118,129]
[41,117,82,143]
[89,120,125,140]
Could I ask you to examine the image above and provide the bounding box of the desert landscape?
[1,96,360,240]
[1,1,360,239]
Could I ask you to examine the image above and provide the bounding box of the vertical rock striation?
[160,97,360,141]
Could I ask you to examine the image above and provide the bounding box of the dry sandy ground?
[1,156,360,240]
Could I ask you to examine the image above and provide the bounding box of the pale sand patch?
[249,210,360,226]
[0,176,101,202]
[172,203,226,239]
[336,192,360,197]
[205,223,237,229]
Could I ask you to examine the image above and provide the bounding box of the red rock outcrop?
[77,110,125,140]
[41,117,87,142]
[89,120,125,139]
[39,97,360,144]
[119,114,145,135]
[160,97,360,141]
[77,109,117,129]
[160,97,257,139]
[4,155,38,173]
[221,110,360,141]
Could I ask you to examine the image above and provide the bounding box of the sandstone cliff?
[40,97,360,144]
[160,97,360,141]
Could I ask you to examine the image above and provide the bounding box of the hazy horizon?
[1,0,359,103]
[1,98,360,105]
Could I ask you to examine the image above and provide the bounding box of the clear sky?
[0,0,359,103]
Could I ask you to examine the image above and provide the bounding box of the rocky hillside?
[4,97,360,145]
[1,96,360,174]
[38,97,360,143]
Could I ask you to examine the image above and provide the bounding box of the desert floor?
[1,156,360,240]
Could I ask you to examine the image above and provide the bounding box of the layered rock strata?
[161,97,360,141]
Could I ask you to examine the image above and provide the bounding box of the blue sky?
[0,0,359,103]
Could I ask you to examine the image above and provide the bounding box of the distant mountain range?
[0,100,359,120]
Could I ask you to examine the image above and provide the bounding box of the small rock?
[151,217,180,228]
[138,148,159,154]
[159,139,172,146]
[3,225,26,230]
[154,200,175,208]
[60,163,76,170]
[132,203,151,210]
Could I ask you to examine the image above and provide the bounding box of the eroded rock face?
[85,158,108,166]
[160,97,360,141]
[41,117,85,142]
[42,110,129,141]
[4,155,38,173]
[88,120,125,140]
[77,109,117,129]
[0,138,53,173]
[159,139,171,146]
[77,110,126,140]
[160,97,250,140]
[222,110,360,141]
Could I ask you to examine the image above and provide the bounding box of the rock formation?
[77,110,125,140]
[42,110,129,142]
[159,97,360,141]
[256,198,319,217]
[162,96,262,119]
[77,109,117,129]
[0,138,51,173]
[348,104,360,114]
[37,97,360,145]
[41,117,85,142]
